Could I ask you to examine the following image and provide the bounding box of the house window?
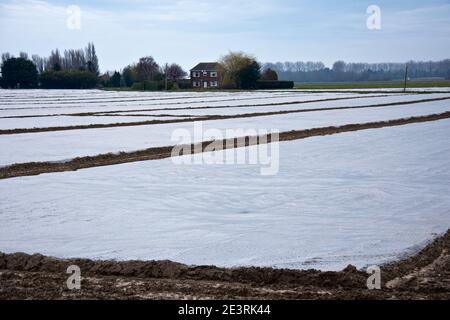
[192,72,200,77]
[203,71,208,76]
[210,72,217,78]
[193,81,200,87]
[210,81,218,87]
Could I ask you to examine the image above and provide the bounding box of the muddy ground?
[0,230,449,299]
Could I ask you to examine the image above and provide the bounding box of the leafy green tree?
[122,66,136,87]
[219,51,260,89]
[40,70,97,89]
[53,62,62,71]
[110,71,121,87]
[239,60,261,89]
[153,71,165,82]
[1,57,38,88]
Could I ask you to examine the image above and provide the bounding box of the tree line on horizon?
[103,51,287,90]
[0,45,278,90]
[263,59,450,82]
[106,57,188,90]
[0,44,192,90]
[0,43,100,89]
[2,44,450,89]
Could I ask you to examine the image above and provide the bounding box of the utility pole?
[403,65,408,92]
[164,63,168,91]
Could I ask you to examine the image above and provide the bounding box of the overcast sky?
[1,0,449,73]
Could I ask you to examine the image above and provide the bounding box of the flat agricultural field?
[1,88,450,299]
[295,80,450,89]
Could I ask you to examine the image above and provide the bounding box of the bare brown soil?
[1,111,450,180]
[0,229,448,299]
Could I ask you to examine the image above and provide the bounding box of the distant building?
[190,62,220,89]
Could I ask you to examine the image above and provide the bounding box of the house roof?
[190,62,219,71]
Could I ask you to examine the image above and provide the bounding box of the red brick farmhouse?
[190,62,220,89]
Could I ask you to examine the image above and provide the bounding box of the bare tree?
[85,43,99,75]
[136,56,159,82]
[261,68,278,80]
[294,61,305,72]
[332,60,346,73]
[166,63,187,81]
[47,49,62,71]
[1,52,11,64]
[63,49,86,70]
[19,52,29,60]
[283,61,295,72]
[31,54,46,73]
